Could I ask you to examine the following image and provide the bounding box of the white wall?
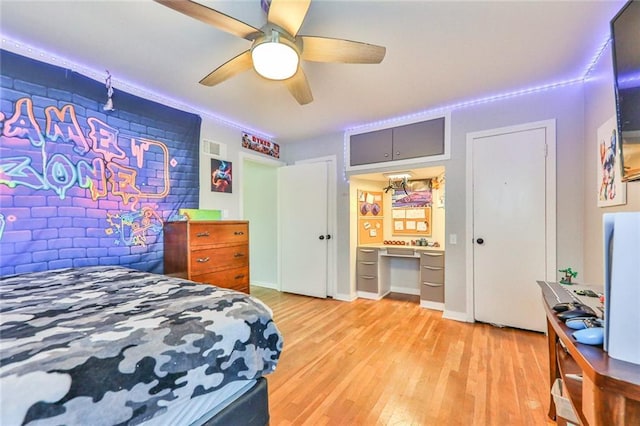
[285,83,586,316]
[583,44,640,284]
[198,119,247,219]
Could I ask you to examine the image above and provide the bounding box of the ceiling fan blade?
[154,0,260,40]
[284,67,313,105]
[199,50,253,87]
[300,36,386,63]
[267,0,311,37]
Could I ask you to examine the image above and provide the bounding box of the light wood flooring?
[251,286,555,426]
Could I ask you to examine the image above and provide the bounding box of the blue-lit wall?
[0,50,200,275]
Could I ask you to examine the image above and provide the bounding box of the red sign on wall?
[241,131,280,159]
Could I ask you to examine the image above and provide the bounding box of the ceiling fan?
[154,0,386,105]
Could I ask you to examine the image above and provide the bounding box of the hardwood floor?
[251,287,555,426]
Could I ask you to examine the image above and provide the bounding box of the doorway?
[240,153,282,290]
[466,120,556,332]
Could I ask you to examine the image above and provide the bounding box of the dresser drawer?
[193,266,250,293]
[357,275,378,293]
[189,223,248,247]
[420,251,444,267]
[421,281,444,303]
[357,247,379,262]
[421,265,444,284]
[190,245,248,274]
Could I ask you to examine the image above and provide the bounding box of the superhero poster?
[211,159,232,193]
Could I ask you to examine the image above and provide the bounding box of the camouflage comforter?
[0,266,283,426]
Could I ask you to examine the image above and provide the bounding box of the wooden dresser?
[163,220,250,293]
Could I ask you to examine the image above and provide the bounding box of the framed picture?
[597,116,626,207]
[211,159,232,193]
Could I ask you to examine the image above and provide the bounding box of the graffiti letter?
[87,117,125,162]
[45,104,90,155]
[0,156,47,190]
[130,137,150,169]
[77,158,108,200]
[1,98,45,146]
[108,162,141,207]
[44,153,76,199]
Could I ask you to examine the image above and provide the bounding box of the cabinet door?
[349,128,392,166]
[392,117,445,160]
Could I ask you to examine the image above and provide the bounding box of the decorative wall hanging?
[391,179,433,236]
[211,159,233,193]
[0,50,201,275]
[242,131,280,159]
[597,115,626,207]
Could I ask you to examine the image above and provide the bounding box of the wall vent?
[202,139,227,158]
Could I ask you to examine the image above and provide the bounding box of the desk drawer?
[421,265,444,284]
[357,275,378,293]
[190,245,248,274]
[357,261,378,278]
[189,223,248,247]
[386,247,415,256]
[420,251,444,267]
[421,281,444,303]
[357,247,379,262]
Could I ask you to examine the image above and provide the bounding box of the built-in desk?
[356,245,445,310]
[539,280,640,425]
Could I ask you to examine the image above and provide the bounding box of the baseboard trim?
[420,300,444,311]
[443,309,472,323]
[356,290,390,300]
[334,292,357,302]
[390,286,420,296]
[251,281,278,290]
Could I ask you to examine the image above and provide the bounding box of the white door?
[278,162,328,298]
[471,122,555,332]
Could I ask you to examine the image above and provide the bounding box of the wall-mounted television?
[611,0,640,181]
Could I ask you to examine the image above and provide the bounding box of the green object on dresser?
[178,209,222,221]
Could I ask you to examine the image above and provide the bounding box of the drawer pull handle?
[360,275,376,280]
[360,261,376,265]
[234,253,244,258]
[235,274,245,280]
[423,253,443,257]
[423,281,443,287]
[197,257,210,263]
[196,232,210,237]
[234,231,245,235]
[423,266,443,271]
[360,249,376,253]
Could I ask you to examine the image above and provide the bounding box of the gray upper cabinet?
[349,117,446,167]
[349,128,393,165]
[392,117,445,160]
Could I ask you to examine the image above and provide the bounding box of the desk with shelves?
[539,280,640,425]
[357,245,444,310]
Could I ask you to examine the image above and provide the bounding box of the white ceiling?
[0,0,626,144]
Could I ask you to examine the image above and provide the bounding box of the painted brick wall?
[0,50,200,276]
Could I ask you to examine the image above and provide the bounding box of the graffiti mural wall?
[0,50,201,275]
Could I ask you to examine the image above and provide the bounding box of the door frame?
[465,120,557,322]
[278,155,337,298]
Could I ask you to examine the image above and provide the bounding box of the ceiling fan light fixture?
[251,30,299,80]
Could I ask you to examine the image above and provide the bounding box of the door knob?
[476,238,484,245]
[326,234,331,240]
[319,235,325,240]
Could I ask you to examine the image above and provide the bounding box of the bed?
[0,266,283,426]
